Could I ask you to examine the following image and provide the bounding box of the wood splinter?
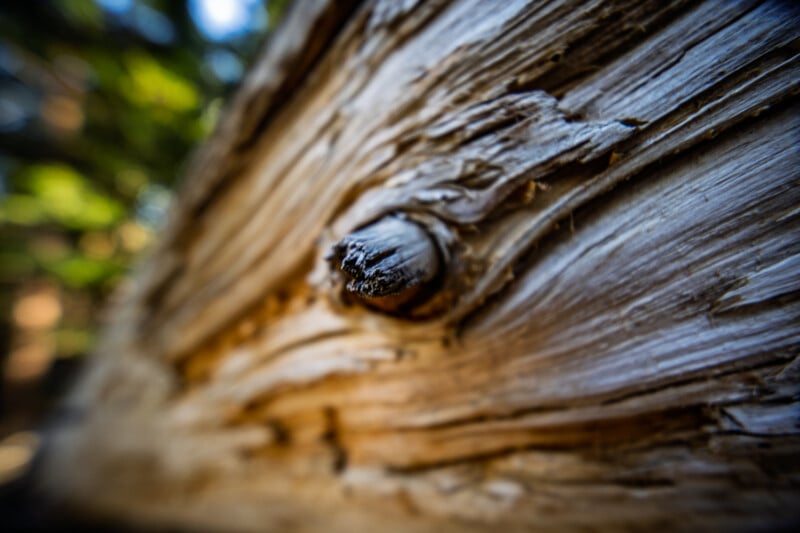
[328,215,441,312]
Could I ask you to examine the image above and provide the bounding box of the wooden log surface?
[43,0,799,531]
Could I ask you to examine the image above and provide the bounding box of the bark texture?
[44,0,799,531]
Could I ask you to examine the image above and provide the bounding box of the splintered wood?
[45,1,800,531]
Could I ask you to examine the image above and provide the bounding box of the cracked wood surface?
[44,0,799,531]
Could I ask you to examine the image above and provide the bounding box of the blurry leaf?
[122,53,199,113]
[0,194,47,225]
[24,164,124,229]
[56,0,104,31]
[40,253,123,287]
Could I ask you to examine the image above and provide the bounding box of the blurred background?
[0,0,286,516]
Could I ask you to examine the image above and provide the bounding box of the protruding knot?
[328,215,441,312]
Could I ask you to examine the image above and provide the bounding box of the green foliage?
[0,0,286,359]
[121,52,200,113]
[55,0,105,31]
[17,164,125,229]
[0,195,47,226]
[41,254,124,288]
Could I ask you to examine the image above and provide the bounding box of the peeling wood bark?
[43,1,800,531]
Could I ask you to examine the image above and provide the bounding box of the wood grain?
[43,1,800,531]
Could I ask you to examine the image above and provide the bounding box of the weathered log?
[43,0,799,531]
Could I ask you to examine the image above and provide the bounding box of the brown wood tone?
[43,0,800,531]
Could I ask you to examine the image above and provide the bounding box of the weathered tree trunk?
[43,0,799,531]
